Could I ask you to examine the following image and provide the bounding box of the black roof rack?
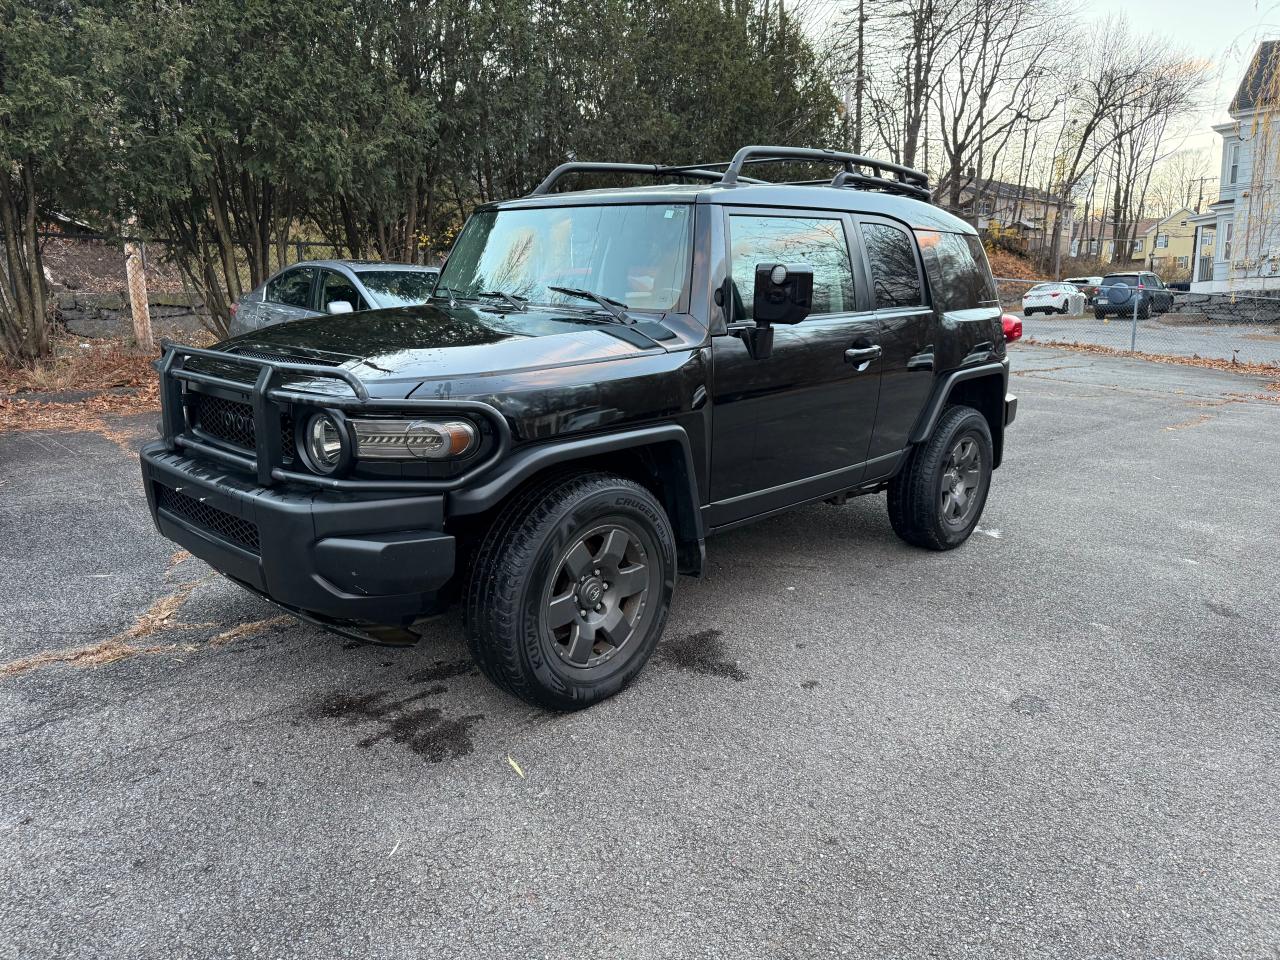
[528,146,931,201]
[529,162,766,196]
[720,146,931,200]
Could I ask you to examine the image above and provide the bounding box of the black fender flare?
[909,361,1010,466]
[447,424,705,575]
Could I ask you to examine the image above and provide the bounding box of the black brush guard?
[157,341,511,492]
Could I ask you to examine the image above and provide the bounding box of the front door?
[708,209,883,527]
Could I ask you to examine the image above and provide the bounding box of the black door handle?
[844,345,882,370]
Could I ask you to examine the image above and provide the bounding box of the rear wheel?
[466,472,676,710]
[1138,300,1151,320]
[888,405,993,551]
[1094,308,1106,320]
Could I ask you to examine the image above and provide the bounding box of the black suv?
[141,146,1017,710]
[1093,271,1175,320]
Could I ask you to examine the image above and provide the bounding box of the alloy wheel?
[940,436,983,526]
[543,523,652,668]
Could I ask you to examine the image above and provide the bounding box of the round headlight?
[302,412,347,474]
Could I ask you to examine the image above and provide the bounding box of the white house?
[1191,41,1280,293]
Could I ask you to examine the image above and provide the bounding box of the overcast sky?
[1084,0,1280,154]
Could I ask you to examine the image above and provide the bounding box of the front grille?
[189,391,295,460]
[155,484,260,553]
[191,393,256,449]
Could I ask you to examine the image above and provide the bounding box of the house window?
[1229,142,1240,185]
[1134,238,1145,253]
[1222,221,1233,261]
[1089,239,1099,254]
[1180,220,1187,227]
[1157,234,1168,249]
[1177,256,1189,267]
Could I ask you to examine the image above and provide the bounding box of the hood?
[219,302,655,383]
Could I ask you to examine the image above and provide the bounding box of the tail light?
[1049,292,1060,298]
[1001,313,1022,343]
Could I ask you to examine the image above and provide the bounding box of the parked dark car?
[230,260,440,335]
[1093,271,1175,320]
[141,145,1017,710]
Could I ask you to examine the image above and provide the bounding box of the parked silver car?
[229,260,440,336]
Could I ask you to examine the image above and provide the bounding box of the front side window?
[359,270,437,308]
[862,223,923,309]
[915,231,998,312]
[318,270,365,312]
[728,214,855,319]
[266,267,315,308]
[438,204,693,312]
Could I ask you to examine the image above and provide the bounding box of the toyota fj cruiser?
[141,146,1017,710]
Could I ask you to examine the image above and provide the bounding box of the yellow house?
[1141,207,1214,278]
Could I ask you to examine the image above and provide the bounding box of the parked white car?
[1022,282,1085,316]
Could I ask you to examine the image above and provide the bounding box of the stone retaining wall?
[55,291,210,340]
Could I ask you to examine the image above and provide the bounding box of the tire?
[1095,308,1106,320]
[466,471,676,711]
[1137,300,1150,320]
[1059,303,1069,315]
[887,405,993,551]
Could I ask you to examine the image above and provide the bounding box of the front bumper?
[142,442,456,623]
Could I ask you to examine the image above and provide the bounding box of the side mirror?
[326,300,354,315]
[753,263,813,326]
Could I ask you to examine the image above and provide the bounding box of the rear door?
[855,217,934,466]
[707,207,883,526]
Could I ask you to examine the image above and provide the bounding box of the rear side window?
[728,214,855,318]
[915,231,997,312]
[266,267,316,308]
[861,223,923,308]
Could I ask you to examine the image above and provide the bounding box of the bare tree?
[931,0,1064,212]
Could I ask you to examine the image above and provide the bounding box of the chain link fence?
[40,234,375,341]
[996,277,1280,369]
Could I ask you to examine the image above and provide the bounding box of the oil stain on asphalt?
[658,628,748,682]
[305,659,483,762]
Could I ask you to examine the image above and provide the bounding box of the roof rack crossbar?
[830,170,932,202]
[718,145,930,199]
[529,162,764,196]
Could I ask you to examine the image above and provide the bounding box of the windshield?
[437,204,693,312]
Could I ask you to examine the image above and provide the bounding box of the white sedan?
[1022,282,1086,316]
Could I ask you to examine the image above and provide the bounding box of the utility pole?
[854,0,865,154]
[1189,176,1217,213]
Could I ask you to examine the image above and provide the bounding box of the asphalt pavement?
[2,344,1278,959]
[1018,309,1280,366]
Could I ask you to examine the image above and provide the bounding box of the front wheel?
[887,405,993,551]
[466,472,676,710]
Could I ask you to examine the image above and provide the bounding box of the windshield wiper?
[477,290,528,311]
[546,285,634,325]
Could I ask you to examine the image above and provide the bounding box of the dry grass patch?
[210,616,292,647]
[0,576,213,678]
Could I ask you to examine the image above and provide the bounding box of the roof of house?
[1231,40,1280,113]
[1071,218,1158,242]
[957,178,1063,204]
